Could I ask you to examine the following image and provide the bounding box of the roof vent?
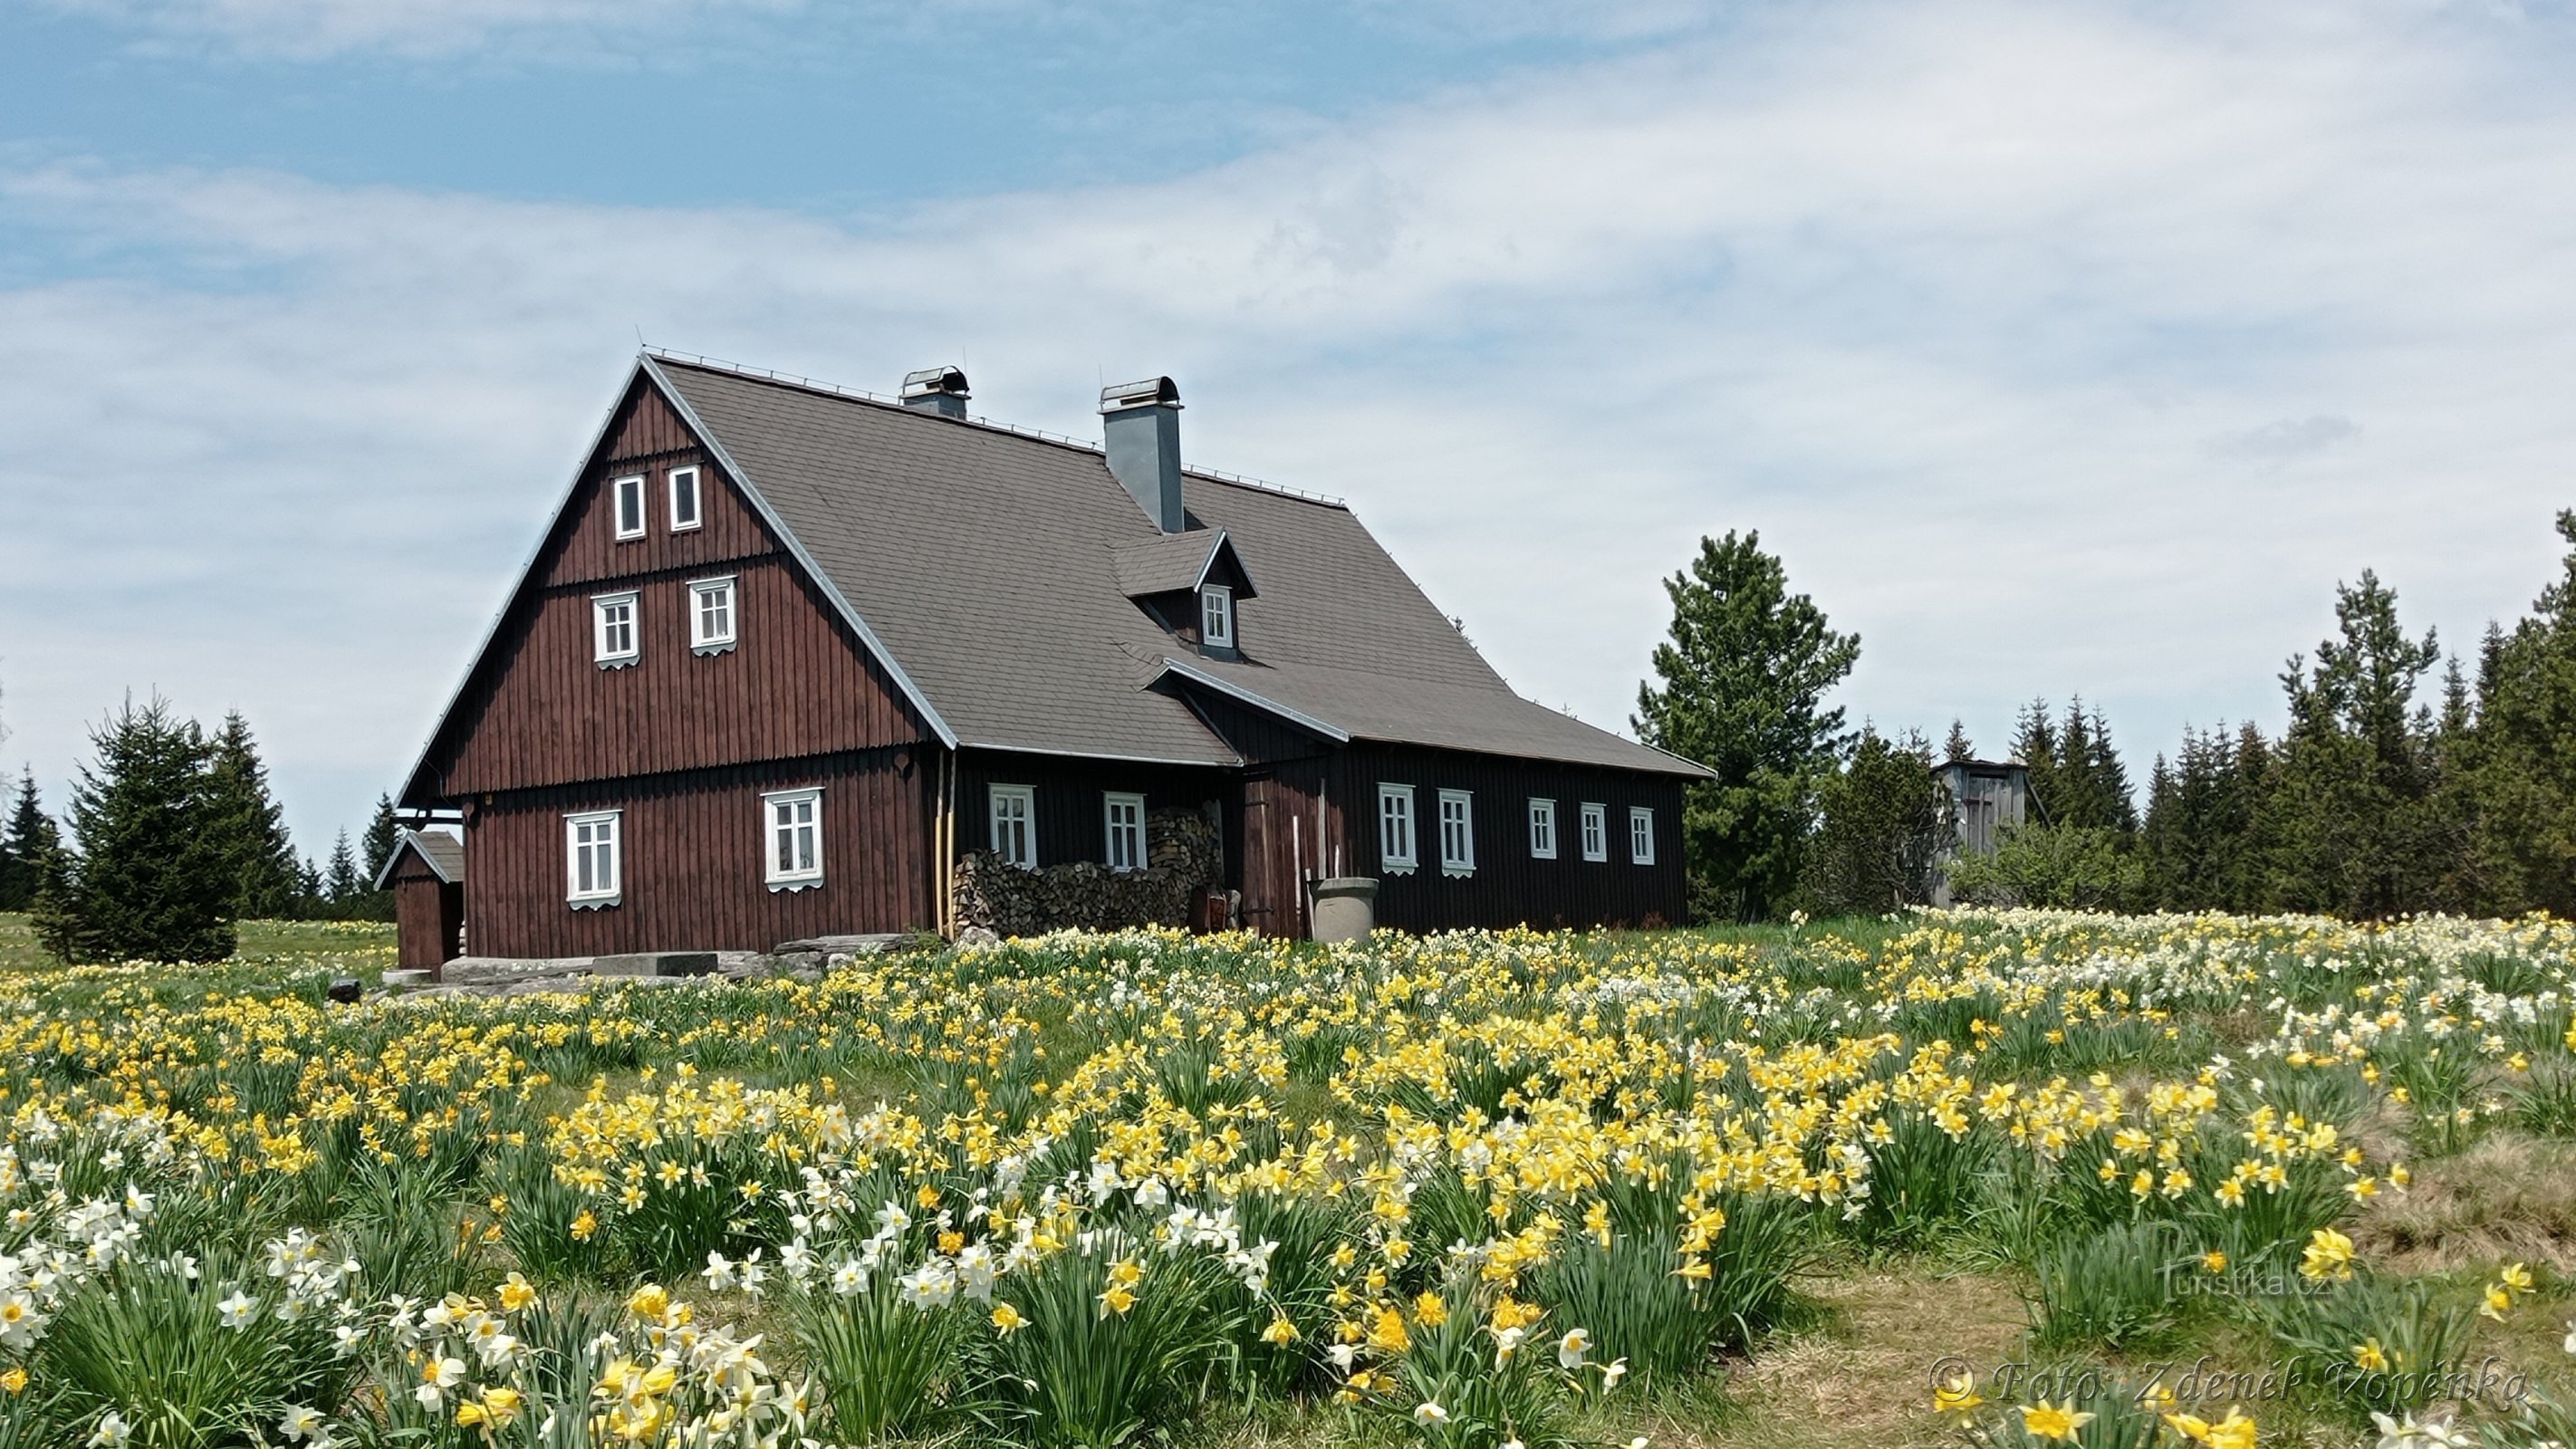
[1100,376,1185,533]
[899,366,971,419]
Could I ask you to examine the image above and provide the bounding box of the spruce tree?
[0,770,57,913]
[2269,571,2448,917]
[2464,512,2576,915]
[33,696,236,964]
[1943,719,1975,763]
[323,830,361,908]
[206,712,303,921]
[360,794,399,885]
[1634,532,1860,922]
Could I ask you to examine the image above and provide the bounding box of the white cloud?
[6,0,2576,847]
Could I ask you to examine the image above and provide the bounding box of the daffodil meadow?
[0,909,2572,1449]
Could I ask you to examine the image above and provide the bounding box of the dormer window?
[1200,585,1235,650]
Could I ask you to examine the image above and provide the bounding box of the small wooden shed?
[1930,757,2031,907]
[376,829,466,975]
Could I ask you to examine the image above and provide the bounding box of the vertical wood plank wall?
[464,748,936,956]
[440,558,923,794]
[391,856,453,973]
[954,751,1240,875]
[425,373,931,798]
[1326,744,1688,932]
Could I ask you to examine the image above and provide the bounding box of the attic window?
[611,475,646,540]
[669,466,702,533]
[1199,586,1235,650]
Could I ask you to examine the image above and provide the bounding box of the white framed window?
[1528,798,1557,859]
[1103,792,1145,872]
[1580,802,1608,862]
[591,592,639,668]
[1437,790,1475,876]
[989,784,1036,869]
[1629,806,1656,865]
[611,474,646,540]
[668,465,702,533]
[1377,784,1416,873]
[565,811,621,907]
[689,576,737,653]
[1200,585,1235,649]
[764,788,822,890]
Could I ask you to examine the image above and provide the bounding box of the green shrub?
[792,1272,973,1444]
[971,1233,1246,1448]
[2256,1273,2475,1420]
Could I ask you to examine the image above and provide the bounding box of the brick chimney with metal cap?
[1099,376,1184,533]
[899,366,970,419]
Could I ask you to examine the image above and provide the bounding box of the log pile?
[954,807,1221,936]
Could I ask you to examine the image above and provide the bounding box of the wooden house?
[392,354,1709,957]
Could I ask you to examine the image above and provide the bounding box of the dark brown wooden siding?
[542,383,775,589]
[390,851,463,973]
[1241,760,1340,937]
[1322,744,1688,932]
[955,750,1239,875]
[462,748,935,956]
[434,556,926,796]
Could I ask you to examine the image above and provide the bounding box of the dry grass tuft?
[2355,1131,2576,1272]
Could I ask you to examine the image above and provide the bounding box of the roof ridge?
[642,348,1347,509]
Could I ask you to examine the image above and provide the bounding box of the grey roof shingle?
[651,359,1707,779]
[375,828,464,888]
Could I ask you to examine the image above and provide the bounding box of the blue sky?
[5,0,2576,859]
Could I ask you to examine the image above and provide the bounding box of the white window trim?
[668,465,703,533]
[989,783,1037,870]
[1528,797,1558,860]
[1200,584,1235,650]
[1377,783,1417,874]
[1580,802,1609,863]
[763,787,823,892]
[1103,792,1146,873]
[1437,789,1475,877]
[1629,806,1657,866]
[565,810,622,907]
[611,474,647,541]
[591,591,639,669]
[688,575,738,655]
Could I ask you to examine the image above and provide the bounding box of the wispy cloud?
[6,0,2576,844]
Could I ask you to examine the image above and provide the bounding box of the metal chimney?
[899,366,971,419]
[1099,376,1184,533]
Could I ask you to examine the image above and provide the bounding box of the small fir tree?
[206,711,303,921]
[360,793,399,885]
[33,696,236,964]
[323,830,361,907]
[0,769,58,912]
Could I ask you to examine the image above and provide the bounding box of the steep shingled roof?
[647,357,1707,777]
